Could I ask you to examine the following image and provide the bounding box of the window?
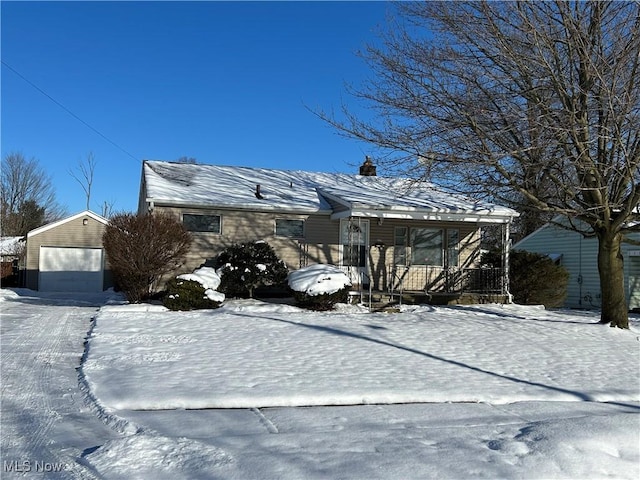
[183,214,221,233]
[394,227,408,265]
[275,219,305,238]
[393,227,459,267]
[410,228,443,266]
[447,229,459,267]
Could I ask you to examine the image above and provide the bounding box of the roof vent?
[359,156,377,176]
[255,184,264,199]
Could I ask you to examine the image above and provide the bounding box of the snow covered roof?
[0,236,24,256]
[141,161,518,224]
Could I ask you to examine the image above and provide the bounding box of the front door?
[340,218,370,287]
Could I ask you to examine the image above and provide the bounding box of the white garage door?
[39,247,104,292]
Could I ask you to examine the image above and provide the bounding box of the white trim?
[330,208,516,224]
[27,210,108,238]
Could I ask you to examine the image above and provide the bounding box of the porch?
[349,265,509,309]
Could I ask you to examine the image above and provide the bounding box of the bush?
[103,212,192,303]
[288,264,352,311]
[292,286,351,311]
[510,250,570,307]
[162,278,222,311]
[483,250,570,307]
[214,241,288,298]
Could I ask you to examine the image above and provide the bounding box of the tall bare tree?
[1,152,66,236]
[69,152,97,210]
[320,1,639,329]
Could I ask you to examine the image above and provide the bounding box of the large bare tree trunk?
[597,232,628,329]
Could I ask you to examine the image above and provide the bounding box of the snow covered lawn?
[77,300,640,479]
[3,288,638,479]
[83,301,639,411]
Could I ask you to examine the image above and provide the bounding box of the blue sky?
[1,1,391,215]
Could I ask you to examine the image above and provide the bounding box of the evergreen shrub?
[215,241,288,298]
[292,286,351,311]
[162,278,222,311]
[483,249,570,307]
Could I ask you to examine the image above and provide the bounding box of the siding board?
[514,223,640,310]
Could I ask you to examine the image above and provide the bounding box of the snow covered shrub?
[214,241,288,298]
[163,279,221,311]
[483,250,569,307]
[162,266,225,311]
[103,212,191,303]
[289,264,352,311]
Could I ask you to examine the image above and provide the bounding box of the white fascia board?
[330,208,517,224]
[27,210,108,238]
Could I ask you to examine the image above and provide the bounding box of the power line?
[2,60,140,163]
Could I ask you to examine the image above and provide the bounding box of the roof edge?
[27,210,108,238]
[331,208,517,224]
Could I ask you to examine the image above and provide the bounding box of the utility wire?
[2,60,140,162]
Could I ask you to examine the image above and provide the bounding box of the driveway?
[0,290,121,479]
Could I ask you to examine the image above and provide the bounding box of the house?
[25,210,114,292]
[513,220,640,310]
[138,159,519,300]
[0,236,25,286]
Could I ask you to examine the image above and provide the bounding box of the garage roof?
[27,210,108,238]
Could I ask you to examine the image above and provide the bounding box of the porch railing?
[388,266,504,295]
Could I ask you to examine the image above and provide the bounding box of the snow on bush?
[288,264,352,310]
[288,264,352,296]
[214,241,288,298]
[163,267,225,311]
[177,267,224,301]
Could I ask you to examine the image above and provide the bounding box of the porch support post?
[502,221,513,303]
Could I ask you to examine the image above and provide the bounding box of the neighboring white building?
[513,220,640,311]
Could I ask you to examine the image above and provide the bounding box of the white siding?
[625,252,640,310]
[515,223,640,310]
[514,226,600,309]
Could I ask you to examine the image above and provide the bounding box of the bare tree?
[1,152,66,236]
[99,199,117,218]
[319,1,640,329]
[69,152,96,210]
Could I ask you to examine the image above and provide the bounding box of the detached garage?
[26,210,113,292]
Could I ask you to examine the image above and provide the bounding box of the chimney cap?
[359,156,377,176]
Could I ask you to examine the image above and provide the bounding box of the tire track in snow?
[1,298,112,479]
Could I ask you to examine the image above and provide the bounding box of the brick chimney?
[359,156,377,176]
